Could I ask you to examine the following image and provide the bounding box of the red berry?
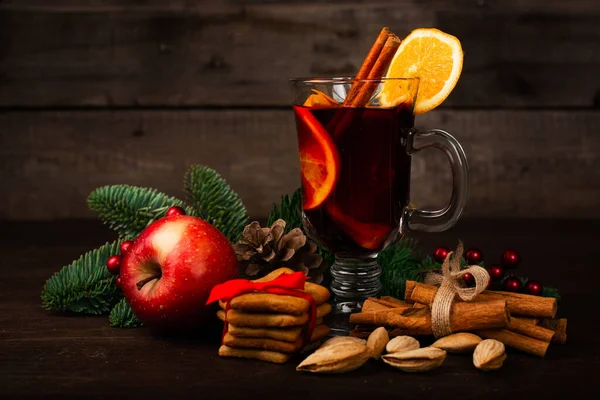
[502,249,520,268]
[433,247,451,263]
[465,248,483,264]
[106,255,122,275]
[115,277,122,288]
[166,206,186,217]
[120,240,133,255]
[503,276,522,292]
[525,280,544,296]
[463,272,475,287]
[487,264,504,281]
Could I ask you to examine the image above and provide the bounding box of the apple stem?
[136,275,161,291]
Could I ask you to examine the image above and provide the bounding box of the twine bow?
[424,242,490,338]
[206,272,317,344]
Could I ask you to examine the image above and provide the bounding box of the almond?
[385,335,420,354]
[367,327,389,359]
[473,339,506,371]
[431,333,482,353]
[382,347,446,372]
[321,336,366,348]
[296,337,370,374]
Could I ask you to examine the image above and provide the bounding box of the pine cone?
[233,219,326,284]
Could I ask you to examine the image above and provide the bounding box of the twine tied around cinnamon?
[424,242,490,338]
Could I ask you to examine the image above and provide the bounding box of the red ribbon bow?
[206,272,317,345]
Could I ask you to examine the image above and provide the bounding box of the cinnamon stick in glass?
[350,299,509,335]
[406,281,557,319]
[343,27,391,106]
[327,28,401,139]
[347,34,401,107]
[477,329,550,358]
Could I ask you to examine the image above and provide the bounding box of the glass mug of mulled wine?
[290,77,469,316]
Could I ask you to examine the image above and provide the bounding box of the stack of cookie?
[217,267,332,363]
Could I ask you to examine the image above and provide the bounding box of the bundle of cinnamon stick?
[350,280,567,358]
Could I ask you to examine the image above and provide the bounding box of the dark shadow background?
[1,2,600,398]
[1,0,599,221]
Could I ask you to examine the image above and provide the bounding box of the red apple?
[120,215,238,330]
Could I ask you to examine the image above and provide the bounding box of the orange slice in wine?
[295,107,340,210]
[303,89,339,108]
[326,202,392,250]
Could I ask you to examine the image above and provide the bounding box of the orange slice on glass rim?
[295,107,340,210]
[379,28,463,114]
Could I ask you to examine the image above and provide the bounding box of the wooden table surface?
[1,219,599,399]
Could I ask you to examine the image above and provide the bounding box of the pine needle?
[542,287,561,301]
[88,185,193,240]
[41,240,123,314]
[267,188,336,273]
[109,298,143,328]
[184,165,248,242]
[267,188,303,232]
[379,244,420,299]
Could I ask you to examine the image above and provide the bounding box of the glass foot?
[324,312,354,336]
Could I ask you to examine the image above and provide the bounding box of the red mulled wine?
[294,105,414,257]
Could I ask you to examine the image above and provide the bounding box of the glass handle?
[401,128,469,233]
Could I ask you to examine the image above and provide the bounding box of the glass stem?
[330,255,381,314]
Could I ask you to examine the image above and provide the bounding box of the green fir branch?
[417,255,441,271]
[267,188,303,232]
[184,165,248,242]
[542,286,561,301]
[41,240,123,314]
[88,185,194,240]
[267,189,337,275]
[378,236,439,300]
[378,244,421,299]
[109,298,143,328]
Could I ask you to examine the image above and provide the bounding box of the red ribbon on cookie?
[206,272,317,346]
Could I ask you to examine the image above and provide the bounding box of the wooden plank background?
[1,0,599,220]
[1,0,599,107]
